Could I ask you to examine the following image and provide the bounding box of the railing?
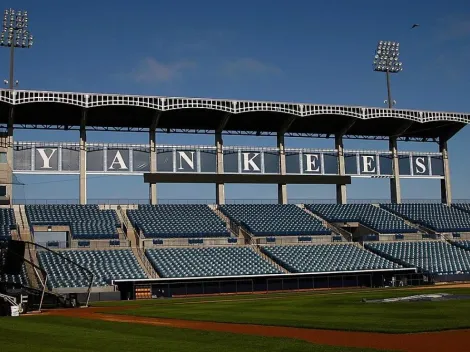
[252,245,289,274]
[12,198,470,205]
[135,246,159,279]
[118,206,142,246]
[211,207,244,238]
[35,241,130,250]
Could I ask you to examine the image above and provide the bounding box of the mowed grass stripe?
[107,287,470,333]
[0,316,382,352]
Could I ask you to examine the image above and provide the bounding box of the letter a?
[109,151,128,170]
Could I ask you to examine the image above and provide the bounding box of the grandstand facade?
[0,89,470,306]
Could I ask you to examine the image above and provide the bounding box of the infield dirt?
[43,304,468,352]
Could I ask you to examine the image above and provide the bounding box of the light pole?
[373,41,402,108]
[0,9,34,90]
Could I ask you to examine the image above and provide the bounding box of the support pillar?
[389,137,401,203]
[335,134,347,204]
[149,128,157,205]
[79,112,87,205]
[439,140,452,204]
[277,133,287,204]
[215,132,225,205]
[6,107,14,201]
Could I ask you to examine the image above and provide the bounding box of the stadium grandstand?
[0,83,470,307]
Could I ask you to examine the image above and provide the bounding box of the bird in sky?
[411,24,420,29]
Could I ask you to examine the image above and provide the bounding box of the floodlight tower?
[0,9,34,90]
[373,41,403,204]
[373,41,402,108]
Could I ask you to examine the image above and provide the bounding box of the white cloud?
[437,16,470,41]
[220,58,283,77]
[131,57,196,83]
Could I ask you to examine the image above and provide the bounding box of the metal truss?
[0,124,441,141]
[1,89,469,123]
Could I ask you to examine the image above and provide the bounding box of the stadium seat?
[26,205,120,240]
[306,204,417,234]
[0,245,29,285]
[262,243,400,273]
[452,203,470,216]
[127,204,230,239]
[452,240,470,251]
[380,203,470,232]
[365,241,470,275]
[37,249,147,289]
[219,204,331,236]
[0,208,17,239]
[145,246,282,278]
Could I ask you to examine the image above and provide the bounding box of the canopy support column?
[79,111,87,205]
[277,133,287,204]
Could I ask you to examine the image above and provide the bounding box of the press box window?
[0,152,6,163]
[0,185,6,197]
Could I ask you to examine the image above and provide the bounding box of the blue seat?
[0,247,28,285]
[26,205,120,240]
[365,241,470,275]
[262,243,400,273]
[0,208,17,239]
[306,204,417,234]
[37,249,147,289]
[127,204,230,239]
[220,204,331,236]
[381,203,470,232]
[146,246,282,278]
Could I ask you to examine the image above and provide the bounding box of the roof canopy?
[0,89,468,141]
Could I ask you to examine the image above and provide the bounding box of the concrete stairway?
[252,245,289,273]
[299,205,353,242]
[116,205,142,247]
[114,205,158,279]
[372,204,428,235]
[13,205,43,289]
[209,205,254,244]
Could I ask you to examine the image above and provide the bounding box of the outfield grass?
[0,316,383,352]
[106,287,470,333]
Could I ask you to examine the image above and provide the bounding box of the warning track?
[42,305,468,352]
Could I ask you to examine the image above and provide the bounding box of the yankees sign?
[12,142,444,178]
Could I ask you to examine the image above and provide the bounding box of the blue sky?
[3,0,470,202]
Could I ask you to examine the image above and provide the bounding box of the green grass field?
[2,286,469,352]
[0,316,382,352]
[103,287,470,333]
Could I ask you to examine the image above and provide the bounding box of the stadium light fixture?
[373,41,402,109]
[0,9,34,90]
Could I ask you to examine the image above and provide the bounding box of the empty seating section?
[306,204,416,234]
[37,249,147,289]
[381,203,470,232]
[453,240,470,251]
[26,205,119,240]
[365,241,470,275]
[220,204,330,236]
[452,203,470,215]
[127,205,229,239]
[146,247,282,278]
[70,222,118,240]
[262,244,400,273]
[0,267,28,286]
[0,208,16,239]
[0,247,28,285]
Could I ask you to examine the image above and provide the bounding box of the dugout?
[114,268,420,300]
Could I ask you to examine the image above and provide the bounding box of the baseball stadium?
[2,4,470,352]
